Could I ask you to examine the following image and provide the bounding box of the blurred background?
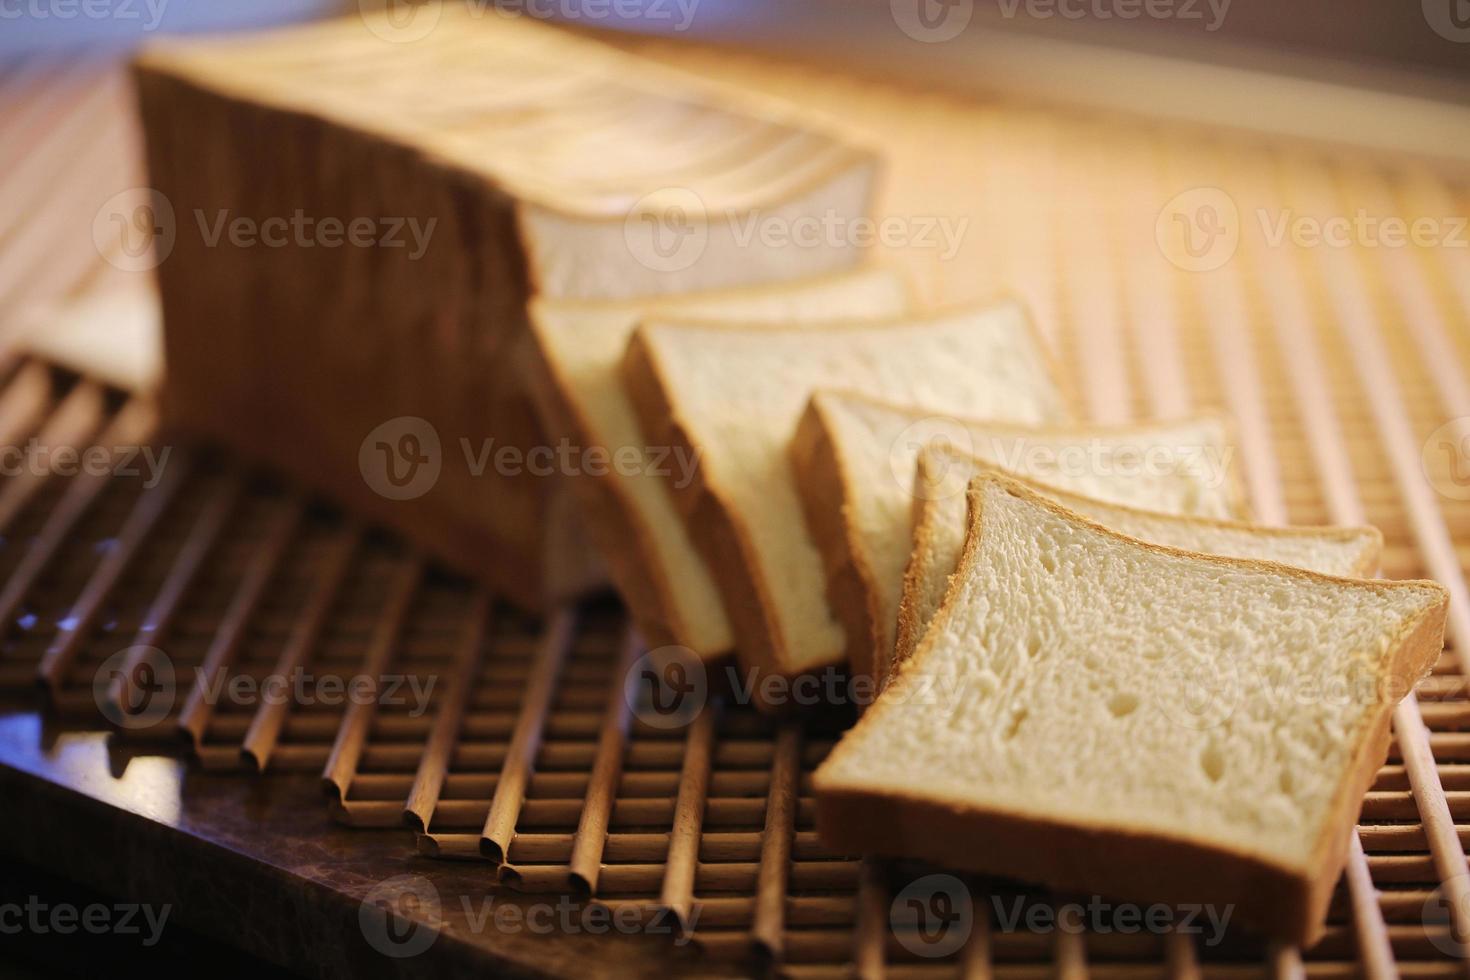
[3,0,1470,347]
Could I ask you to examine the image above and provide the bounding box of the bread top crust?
[135,11,876,221]
[820,473,1447,877]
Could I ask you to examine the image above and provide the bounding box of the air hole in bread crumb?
[1279,770,1294,795]
[1107,692,1138,718]
[1039,550,1059,574]
[1026,634,1043,658]
[1003,707,1028,740]
[1200,743,1225,783]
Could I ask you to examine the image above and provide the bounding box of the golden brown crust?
[818,473,1448,945]
[813,781,1320,944]
[789,397,887,687]
[889,456,949,687]
[621,328,791,704]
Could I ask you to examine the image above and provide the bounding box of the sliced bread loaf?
[526,267,910,660]
[889,445,1384,683]
[790,390,1248,684]
[815,475,1447,945]
[621,302,1070,690]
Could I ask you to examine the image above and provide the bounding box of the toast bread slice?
[815,475,1447,944]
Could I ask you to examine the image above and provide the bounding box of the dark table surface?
[0,704,726,979]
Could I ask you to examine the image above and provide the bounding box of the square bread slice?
[815,474,1447,945]
[790,390,1249,685]
[526,267,910,660]
[887,444,1384,684]
[622,302,1070,692]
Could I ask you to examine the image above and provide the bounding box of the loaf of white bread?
[815,475,1447,945]
[134,10,878,610]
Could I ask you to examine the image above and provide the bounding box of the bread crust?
[818,474,1447,945]
[621,329,793,706]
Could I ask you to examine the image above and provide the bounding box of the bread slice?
[526,267,910,660]
[790,390,1249,684]
[814,475,1447,945]
[622,302,1070,691]
[889,445,1384,684]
